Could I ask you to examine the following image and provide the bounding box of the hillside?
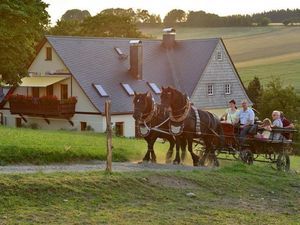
[0,164,299,224]
[141,26,300,91]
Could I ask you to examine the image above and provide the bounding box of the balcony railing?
[9,95,77,118]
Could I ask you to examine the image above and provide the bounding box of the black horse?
[160,87,224,166]
[133,91,186,163]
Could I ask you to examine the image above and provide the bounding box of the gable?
[28,41,69,75]
[191,40,252,109]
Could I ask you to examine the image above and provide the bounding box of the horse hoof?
[151,160,157,164]
[173,161,180,165]
[165,159,172,164]
[193,162,199,167]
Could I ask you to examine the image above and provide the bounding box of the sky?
[44,0,300,25]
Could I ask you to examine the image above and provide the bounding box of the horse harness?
[169,99,202,136]
[137,102,170,137]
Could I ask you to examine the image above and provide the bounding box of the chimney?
[129,40,143,80]
[162,28,176,48]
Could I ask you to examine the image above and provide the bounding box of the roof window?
[121,83,135,96]
[93,84,109,97]
[147,82,161,94]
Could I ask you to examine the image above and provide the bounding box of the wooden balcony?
[9,95,76,118]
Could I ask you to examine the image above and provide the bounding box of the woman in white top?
[221,99,239,124]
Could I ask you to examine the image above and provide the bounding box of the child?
[255,118,272,140]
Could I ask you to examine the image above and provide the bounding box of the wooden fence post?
[105,100,113,172]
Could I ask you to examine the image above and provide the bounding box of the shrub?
[8,95,33,103]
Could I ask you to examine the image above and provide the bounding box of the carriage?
[133,87,297,171]
[195,122,297,171]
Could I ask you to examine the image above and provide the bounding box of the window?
[16,118,22,128]
[225,84,231,95]
[115,122,124,136]
[217,51,222,60]
[46,85,53,96]
[148,82,161,94]
[121,83,134,96]
[61,84,68,100]
[32,87,39,98]
[81,122,87,131]
[114,47,127,59]
[93,84,109,97]
[207,84,213,96]
[46,47,52,60]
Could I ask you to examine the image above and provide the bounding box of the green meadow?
[0,163,299,225]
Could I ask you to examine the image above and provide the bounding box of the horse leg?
[180,136,187,164]
[142,151,150,162]
[173,137,181,164]
[148,136,157,163]
[143,136,156,163]
[187,136,199,166]
[165,136,175,164]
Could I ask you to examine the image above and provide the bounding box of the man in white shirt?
[237,100,255,145]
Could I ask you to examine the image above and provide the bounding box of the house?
[0,29,251,137]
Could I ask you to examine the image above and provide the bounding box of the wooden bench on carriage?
[195,123,297,171]
[210,122,298,171]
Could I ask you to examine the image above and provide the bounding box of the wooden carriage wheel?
[240,148,254,165]
[276,153,290,171]
[199,151,219,167]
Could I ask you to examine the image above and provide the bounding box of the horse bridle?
[138,97,157,124]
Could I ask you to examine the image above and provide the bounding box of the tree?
[256,17,271,26]
[100,8,136,22]
[257,78,300,121]
[0,0,49,85]
[61,9,91,22]
[49,20,81,36]
[246,77,263,109]
[136,9,161,25]
[80,13,142,38]
[164,9,186,26]
[282,19,291,26]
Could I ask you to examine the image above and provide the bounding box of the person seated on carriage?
[221,99,239,124]
[254,118,272,140]
[280,111,294,129]
[270,110,283,140]
[237,100,255,145]
[280,111,294,140]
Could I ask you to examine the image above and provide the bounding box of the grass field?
[0,126,177,165]
[0,126,299,172]
[0,163,299,224]
[0,126,147,165]
[238,59,300,91]
[141,26,300,93]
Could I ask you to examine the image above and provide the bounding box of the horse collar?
[169,100,191,123]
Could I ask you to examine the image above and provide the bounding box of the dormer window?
[217,51,222,61]
[46,47,52,60]
[147,82,161,94]
[93,84,109,97]
[121,83,134,96]
[207,84,213,96]
[225,84,231,95]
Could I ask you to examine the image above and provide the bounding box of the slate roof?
[46,35,219,113]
